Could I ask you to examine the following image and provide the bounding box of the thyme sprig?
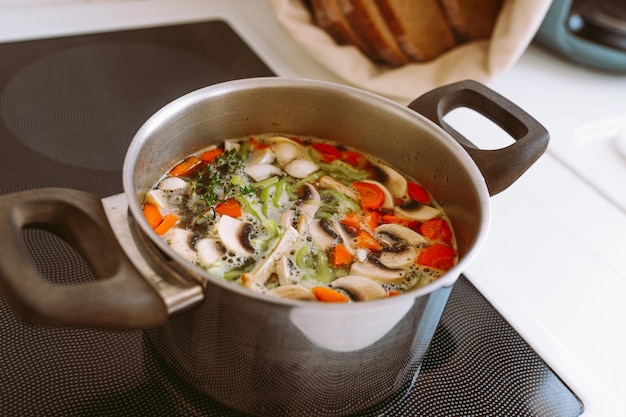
[191,148,254,208]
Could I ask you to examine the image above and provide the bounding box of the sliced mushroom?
[247,147,275,166]
[243,223,299,289]
[309,218,338,251]
[333,220,356,254]
[394,200,441,221]
[280,209,296,230]
[270,285,316,301]
[330,275,387,301]
[294,210,319,239]
[302,182,320,201]
[275,256,295,286]
[357,180,394,210]
[374,224,425,269]
[373,164,407,199]
[268,136,304,166]
[349,257,406,284]
[378,248,417,269]
[298,183,321,222]
[376,223,426,246]
[266,135,298,144]
[158,176,188,192]
[196,238,224,267]
[240,272,258,291]
[217,215,254,256]
[318,175,358,200]
[245,163,282,182]
[166,228,196,263]
[284,158,319,179]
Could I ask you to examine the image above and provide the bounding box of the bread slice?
[375,0,456,61]
[336,0,409,67]
[310,0,381,62]
[438,0,504,42]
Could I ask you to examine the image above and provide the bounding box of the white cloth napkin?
[269,0,553,102]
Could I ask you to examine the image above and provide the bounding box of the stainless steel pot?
[0,78,548,417]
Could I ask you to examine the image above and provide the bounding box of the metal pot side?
[123,78,492,416]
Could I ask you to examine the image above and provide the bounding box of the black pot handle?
[408,80,549,196]
[0,188,168,330]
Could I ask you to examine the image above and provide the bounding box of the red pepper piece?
[407,181,431,204]
[341,150,368,169]
[312,143,342,162]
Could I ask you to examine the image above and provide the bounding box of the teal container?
[534,0,626,72]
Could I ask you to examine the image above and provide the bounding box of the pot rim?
[123,77,492,310]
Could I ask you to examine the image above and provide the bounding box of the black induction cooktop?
[0,19,582,417]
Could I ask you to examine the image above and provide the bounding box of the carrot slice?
[340,212,361,231]
[170,155,203,177]
[381,213,419,230]
[215,198,242,218]
[353,181,385,209]
[419,218,453,245]
[388,290,401,297]
[363,209,381,231]
[356,230,382,251]
[417,243,455,271]
[199,148,223,163]
[154,214,178,236]
[142,203,163,229]
[407,181,431,204]
[332,243,354,267]
[312,286,350,303]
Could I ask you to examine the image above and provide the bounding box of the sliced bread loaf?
[375,0,456,61]
[310,0,381,61]
[439,0,504,41]
[336,0,410,67]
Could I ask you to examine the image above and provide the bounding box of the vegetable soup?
[142,134,457,303]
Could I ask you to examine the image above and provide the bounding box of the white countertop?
[1,1,625,415]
